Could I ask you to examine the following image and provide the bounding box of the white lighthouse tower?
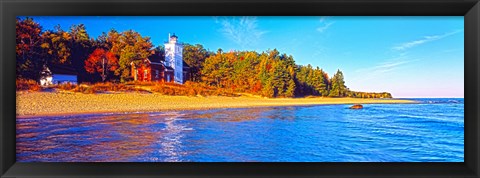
[164,33,184,84]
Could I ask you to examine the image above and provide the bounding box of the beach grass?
[16,91,417,117]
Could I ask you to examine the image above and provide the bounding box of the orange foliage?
[266,64,272,71]
[16,79,41,91]
[84,48,119,75]
[57,82,76,90]
[71,82,145,94]
[251,80,262,93]
[151,81,239,97]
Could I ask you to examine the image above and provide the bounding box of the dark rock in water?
[349,104,363,109]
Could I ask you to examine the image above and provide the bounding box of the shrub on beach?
[57,82,77,91]
[71,85,93,94]
[151,83,180,95]
[42,80,240,96]
[77,82,148,94]
[149,81,238,97]
[91,82,123,92]
[125,81,155,86]
[84,87,96,94]
[16,79,41,91]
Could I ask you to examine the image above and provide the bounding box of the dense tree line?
[346,91,392,99]
[198,49,390,98]
[16,17,392,98]
[16,18,155,83]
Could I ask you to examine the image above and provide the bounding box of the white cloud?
[214,16,267,48]
[317,16,334,33]
[392,29,462,51]
[317,22,334,33]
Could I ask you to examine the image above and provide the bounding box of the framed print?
[1,0,479,177]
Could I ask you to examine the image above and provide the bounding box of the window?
[144,70,148,80]
[155,70,159,79]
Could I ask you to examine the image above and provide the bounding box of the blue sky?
[27,16,464,98]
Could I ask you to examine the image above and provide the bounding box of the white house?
[39,64,78,86]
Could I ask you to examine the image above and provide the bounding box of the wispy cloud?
[371,60,412,71]
[214,16,267,48]
[392,29,462,51]
[353,57,418,83]
[317,16,334,33]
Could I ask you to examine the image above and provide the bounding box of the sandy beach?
[16,91,417,117]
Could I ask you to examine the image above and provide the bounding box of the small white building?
[39,64,78,86]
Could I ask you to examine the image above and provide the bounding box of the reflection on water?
[155,112,190,162]
[17,114,161,161]
[17,98,464,162]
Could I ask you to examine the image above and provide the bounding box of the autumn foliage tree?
[183,44,209,82]
[329,69,347,97]
[40,25,72,65]
[16,17,44,80]
[201,49,297,98]
[106,29,154,82]
[85,48,119,82]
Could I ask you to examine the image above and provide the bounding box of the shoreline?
[17,91,418,118]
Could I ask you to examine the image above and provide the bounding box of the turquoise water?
[16,98,464,162]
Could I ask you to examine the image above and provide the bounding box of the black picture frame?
[1,0,479,177]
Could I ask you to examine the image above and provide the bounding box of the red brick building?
[130,58,174,82]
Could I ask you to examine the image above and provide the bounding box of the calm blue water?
[16,98,464,162]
